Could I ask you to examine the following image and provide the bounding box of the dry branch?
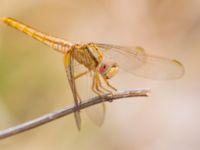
[0,89,149,140]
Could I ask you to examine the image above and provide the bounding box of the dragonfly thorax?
[72,43,103,70]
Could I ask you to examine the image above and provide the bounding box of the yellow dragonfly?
[2,17,184,130]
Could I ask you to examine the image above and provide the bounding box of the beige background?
[0,0,199,150]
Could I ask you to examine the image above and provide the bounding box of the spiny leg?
[92,73,103,96]
[94,71,106,94]
[73,68,109,98]
[94,70,113,94]
[74,70,90,80]
[93,72,108,110]
[102,77,117,91]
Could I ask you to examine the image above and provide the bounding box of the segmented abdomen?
[3,17,71,53]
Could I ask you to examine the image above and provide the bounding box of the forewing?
[95,43,147,71]
[95,43,184,80]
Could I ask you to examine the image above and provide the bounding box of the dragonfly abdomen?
[3,17,72,54]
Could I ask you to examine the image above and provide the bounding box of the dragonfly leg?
[102,77,117,91]
[95,71,113,94]
[74,70,90,80]
[94,71,107,94]
[95,70,115,95]
[92,73,104,96]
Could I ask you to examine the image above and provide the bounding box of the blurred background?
[0,0,199,150]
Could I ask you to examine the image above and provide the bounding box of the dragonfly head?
[98,61,119,79]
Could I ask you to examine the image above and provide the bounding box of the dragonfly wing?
[84,72,106,126]
[74,61,106,126]
[64,55,81,130]
[126,54,185,80]
[95,43,184,80]
[85,101,106,126]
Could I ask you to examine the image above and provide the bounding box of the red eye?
[99,63,107,74]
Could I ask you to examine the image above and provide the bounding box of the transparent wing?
[95,43,184,80]
[73,60,106,126]
[64,55,81,130]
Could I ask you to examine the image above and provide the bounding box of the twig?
[0,89,149,140]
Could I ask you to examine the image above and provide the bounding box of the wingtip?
[172,59,185,78]
[74,111,82,131]
[172,59,183,66]
[76,122,81,131]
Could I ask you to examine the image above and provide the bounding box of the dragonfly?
[2,17,184,130]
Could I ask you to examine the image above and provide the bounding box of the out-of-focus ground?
[0,0,199,150]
